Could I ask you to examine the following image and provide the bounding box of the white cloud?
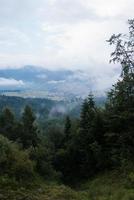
[37,74,47,79]
[86,0,134,19]
[0,0,133,70]
[48,80,65,84]
[0,0,133,90]
[0,77,24,87]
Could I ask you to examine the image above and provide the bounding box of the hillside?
[1,168,134,200]
[0,67,89,97]
[0,95,105,120]
[0,66,107,98]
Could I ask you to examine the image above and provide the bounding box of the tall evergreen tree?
[64,116,71,142]
[106,19,134,163]
[0,107,15,140]
[80,94,96,137]
[21,105,39,148]
[66,94,105,179]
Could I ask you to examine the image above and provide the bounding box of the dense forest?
[0,19,134,200]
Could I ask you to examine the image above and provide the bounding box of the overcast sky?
[0,0,133,90]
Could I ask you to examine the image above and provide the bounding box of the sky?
[0,0,133,90]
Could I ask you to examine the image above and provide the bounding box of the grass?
[1,169,134,200]
[0,183,87,200]
[78,169,134,200]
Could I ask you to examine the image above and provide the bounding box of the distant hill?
[0,95,106,121]
[0,66,105,98]
[0,95,82,120]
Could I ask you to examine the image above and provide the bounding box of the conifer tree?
[68,94,106,178]
[64,116,71,142]
[21,105,39,148]
[70,94,99,177]
[106,19,134,163]
[0,107,15,140]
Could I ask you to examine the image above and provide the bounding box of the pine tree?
[64,116,71,142]
[69,95,98,178]
[0,107,15,140]
[106,19,134,163]
[80,94,96,137]
[69,94,107,178]
[21,105,39,148]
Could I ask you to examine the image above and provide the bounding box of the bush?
[0,134,34,181]
[29,145,61,180]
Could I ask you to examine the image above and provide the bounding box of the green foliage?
[105,19,134,166]
[46,124,64,151]
[0,134,34,181]
[107,19,134,76]
[21,105,39,148]
[29,145,60,180]
[64,116,71,142]
[0,107,15,140]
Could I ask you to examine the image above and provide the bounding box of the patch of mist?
[49,105,67,118]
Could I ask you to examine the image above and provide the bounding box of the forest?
[0,19,134,200]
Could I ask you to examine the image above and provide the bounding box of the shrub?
[0,134,34,181]
[29,145,60,180]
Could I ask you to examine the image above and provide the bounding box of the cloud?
[38,0,98,24]
[0,77,24,87]
[36,74,47,79]
[48,80,65,84]
[0,0,133,90]
[0,0,133,70]
[38,0,134,24]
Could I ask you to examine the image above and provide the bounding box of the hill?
[0,95,105,120]
[0,66,106,98]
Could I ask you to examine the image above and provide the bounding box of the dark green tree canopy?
[0,107,15,140]
[64,116,71,139]
[21,105,39,148]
